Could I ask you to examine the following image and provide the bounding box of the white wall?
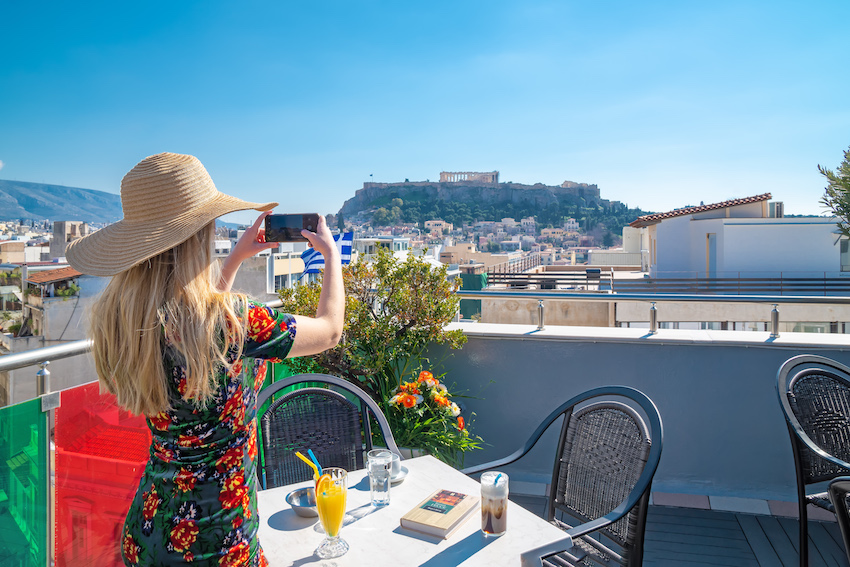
[653,216,839,277]
[721,219,838,275]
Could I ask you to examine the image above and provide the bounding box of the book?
[400,489,480,539]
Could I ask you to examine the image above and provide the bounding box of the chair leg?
[799,499,809,567]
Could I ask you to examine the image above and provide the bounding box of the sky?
[1,0,848,224]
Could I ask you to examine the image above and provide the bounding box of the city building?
[50,222,90,261]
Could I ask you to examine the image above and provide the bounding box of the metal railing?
[456,289,850,336]
[481,271,850,295]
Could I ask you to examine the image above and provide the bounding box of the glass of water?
[366,449,393,507]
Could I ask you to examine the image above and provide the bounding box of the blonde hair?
[89,222,246,416]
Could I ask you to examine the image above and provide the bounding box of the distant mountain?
[0,180,123,223]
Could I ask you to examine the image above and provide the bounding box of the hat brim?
[66,193,278,276]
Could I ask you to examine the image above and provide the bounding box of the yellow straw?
[295,451,319,477]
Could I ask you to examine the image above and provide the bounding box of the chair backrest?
[547,395,655,566]
[551,401,652,553]
[463,386,662,567]
[777,355,850,485]
[258,373,401,489]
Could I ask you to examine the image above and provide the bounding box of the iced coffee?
[480,471,508,536]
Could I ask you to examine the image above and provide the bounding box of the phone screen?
[265,214,319,242]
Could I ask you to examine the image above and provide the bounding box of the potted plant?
[387,369,482,466]
[278,247,482,465]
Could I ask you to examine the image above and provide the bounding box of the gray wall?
[432,324,850,502]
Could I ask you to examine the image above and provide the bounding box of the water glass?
[480,471,508,537]
[367,449,392,507]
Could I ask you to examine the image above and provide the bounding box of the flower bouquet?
[386,370,482,467]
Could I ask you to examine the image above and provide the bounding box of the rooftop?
[25,266,81,285]
[630,193,772,227]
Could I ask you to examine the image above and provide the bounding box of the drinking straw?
[295,451,319,477]
[494,473,503,484]
[308,449,324,476]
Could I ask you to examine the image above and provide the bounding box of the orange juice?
[316,483,347,537]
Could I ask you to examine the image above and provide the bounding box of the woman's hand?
[218,211,279,292]
[231,211,279,264]
[300,215,339,260]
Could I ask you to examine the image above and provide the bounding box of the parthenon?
[439,171,499,183]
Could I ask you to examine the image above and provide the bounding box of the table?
[257,455,572,566]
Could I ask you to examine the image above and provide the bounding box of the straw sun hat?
[65,152,278,276]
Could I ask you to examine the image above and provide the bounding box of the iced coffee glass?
[480,471,508,536]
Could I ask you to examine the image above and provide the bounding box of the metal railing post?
[649,302,658,334]
[36,360,50,397]
[37,360,60,567]
[770,304,780,338]
[537,299,545,331]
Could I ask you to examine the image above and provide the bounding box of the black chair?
[777,354,850,566]
[463,386,663,567]
[257,373,401,489]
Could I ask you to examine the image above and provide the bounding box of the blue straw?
[308,449,323,476]
[494,473,503,484]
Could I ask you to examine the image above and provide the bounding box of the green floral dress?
[121,302,296,566]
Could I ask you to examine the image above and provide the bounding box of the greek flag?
[300,232,353,278]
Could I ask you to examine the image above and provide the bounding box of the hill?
[338,179,650,233]
[0,180,123,223]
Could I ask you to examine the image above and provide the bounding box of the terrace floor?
[512,495,850,566]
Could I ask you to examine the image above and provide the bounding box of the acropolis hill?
[337,171,605,219]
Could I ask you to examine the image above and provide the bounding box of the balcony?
[2,297,850,565]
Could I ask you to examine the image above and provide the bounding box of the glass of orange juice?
[314,467,348,558]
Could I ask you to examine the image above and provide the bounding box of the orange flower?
[433,394,450,407]
[248,423,258,461]
[418,370,434,382]
[170,519,199,552]
[402,394,417,409]
[457,416,465,431]
[122,531,139,564]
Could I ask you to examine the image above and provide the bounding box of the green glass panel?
[0,397,48,567]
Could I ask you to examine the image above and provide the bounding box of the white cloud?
[0,160,4,171]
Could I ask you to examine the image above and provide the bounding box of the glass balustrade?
[0,397,48,567]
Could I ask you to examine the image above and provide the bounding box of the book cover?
[400,489,480,539]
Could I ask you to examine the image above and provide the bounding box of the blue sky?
[1,0,848,224]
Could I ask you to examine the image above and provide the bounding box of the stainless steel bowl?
[286,487,318,517]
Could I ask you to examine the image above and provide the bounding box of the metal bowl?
[286,487,318,517]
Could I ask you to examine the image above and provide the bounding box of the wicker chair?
[257,373,401,489]
[463,386,663,567]
[776,354,850,567]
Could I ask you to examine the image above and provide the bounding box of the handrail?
[457,289,850,304]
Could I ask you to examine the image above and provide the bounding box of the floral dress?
[121,302,296,566]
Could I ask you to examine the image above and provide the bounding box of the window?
[842,239,850,272]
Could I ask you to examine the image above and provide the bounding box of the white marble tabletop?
[257,455,571,566]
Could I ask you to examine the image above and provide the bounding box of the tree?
[821,145,850,237]
[602,231,614,248]
[278,247,466,402]
[277,249,475,464]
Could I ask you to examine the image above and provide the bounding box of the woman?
[65,152,343,566]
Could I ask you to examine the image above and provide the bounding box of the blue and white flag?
[300,232,353,278]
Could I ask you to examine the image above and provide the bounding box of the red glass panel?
[54,382,151,566]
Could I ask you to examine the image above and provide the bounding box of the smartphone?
[264,213,320,242]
